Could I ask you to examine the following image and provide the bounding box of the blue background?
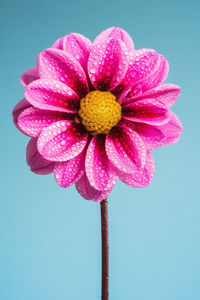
[1,0,200,299]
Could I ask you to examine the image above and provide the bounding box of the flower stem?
[100,198,109,300]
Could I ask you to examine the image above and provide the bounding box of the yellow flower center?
[78,90,122,135]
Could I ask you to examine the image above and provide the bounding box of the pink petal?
[75,173,114,202]
[26,138,55,175]
[63,33,92,73]
[18,107,67,137]
[52,37,64,50]
[119,49,169,99]
[119,119,165,150]
[37,120,88,162]
[37,48,89,97]
[116,150,155,187]
[132,54,169,94]
[105,125,146,174]
[94,27,134,53]
[12,98,31,131]
[157,111,183,145]
[131,84,181,108]
[25,79,80,113]
[85,136,118,191]
[20,67,39,87]
[121,49,158,88]
[88,38,129,90]
[54,150,86,187]
[122,98,169,125]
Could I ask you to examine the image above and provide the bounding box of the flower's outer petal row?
[88,38,129,91]
[37,48,89,97]
[54,150,86,187]
[122,99,169,125]
[85,136,118,191]
[75,173,114,202]
[105,125,146,174]
[18,107,68,137]
[156,111,183,145]
[119,119,165,150]
[129,84,181,108]
[63,33,92,74]
[12,98,31,133]
[116,150,155,187]
[37,120,88,162]
[94,27,134,53]
[52,37,64,49]
[26,138,55,175]
[119,49,169,99]
[20,67,39,87]
[25,79,80,113]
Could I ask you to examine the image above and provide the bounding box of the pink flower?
[13,27,182,202]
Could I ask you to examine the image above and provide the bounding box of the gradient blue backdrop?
[1,0,200,299]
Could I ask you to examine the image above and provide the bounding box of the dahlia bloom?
[13,27,182,201]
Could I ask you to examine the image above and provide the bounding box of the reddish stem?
[100,198,109,300]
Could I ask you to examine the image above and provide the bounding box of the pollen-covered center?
[78,91,122,135]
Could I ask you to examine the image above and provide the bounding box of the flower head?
[13,27,182,201]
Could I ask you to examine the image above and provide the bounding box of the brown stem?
[100,198,109,300]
